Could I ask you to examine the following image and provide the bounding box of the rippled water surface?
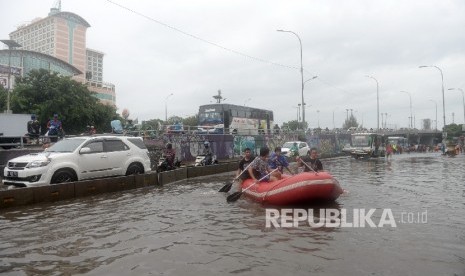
[1,153,464,275]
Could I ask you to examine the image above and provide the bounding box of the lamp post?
[294,105,299,123]
[1,39,22,114]
[429,99,438,131]
[400,91,413,129]
[317,110,320,128]
[419,66,445,136]
[297,104,301,122]
[365,75,379,131]
[447,88,465,125]
[165,93,173,122]
[277,29,305,126]
[381,112,387,128]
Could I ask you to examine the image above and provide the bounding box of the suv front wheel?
[51,169,77,184]
[125,163,144,175]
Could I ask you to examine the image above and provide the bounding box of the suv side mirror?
[80,147,91,154]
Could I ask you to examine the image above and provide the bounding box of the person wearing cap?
[268,146,289,179]
[46,114,63,142]
[27,114,41,144]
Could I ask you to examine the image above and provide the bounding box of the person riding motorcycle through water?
[164,143,176,168]
[47,114,63,142]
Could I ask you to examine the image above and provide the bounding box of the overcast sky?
[2,0,465,129]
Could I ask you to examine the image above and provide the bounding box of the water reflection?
[0,153,464,275]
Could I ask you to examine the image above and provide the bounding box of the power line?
[105,0,298,70]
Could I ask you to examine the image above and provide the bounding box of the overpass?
[377,129,443,145]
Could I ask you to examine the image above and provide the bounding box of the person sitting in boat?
[234,148,255,190]
[296,147,323,172]
[268,146,289,178]
[248,147,279,183]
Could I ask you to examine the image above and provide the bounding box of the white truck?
[0,113,31,149]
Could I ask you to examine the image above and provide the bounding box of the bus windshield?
[199,111,222,125]
[352,135,371,147]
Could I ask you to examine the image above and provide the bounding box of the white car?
[281,141,310,157]
[3,136,152,188]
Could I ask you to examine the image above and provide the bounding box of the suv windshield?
[46,138,86,152]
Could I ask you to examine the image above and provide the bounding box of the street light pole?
[448,88,465,125]
[429,99,438,131]
[419,66,446,135]
[277,29,305,126]
[400,91,413,129]
[165,93,173,122]
[1,39,22,114]
[317,110,320,128]
[365,75,379,131]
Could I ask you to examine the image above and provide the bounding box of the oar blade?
[218,182,233,193]
[226,191,243,203]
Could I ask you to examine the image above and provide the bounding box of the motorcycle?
[194,154,219,166]
[156,156,181,172]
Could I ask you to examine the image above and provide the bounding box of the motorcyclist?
[47,114,63,142]
[202,141,213,165]
[27,114,41,144]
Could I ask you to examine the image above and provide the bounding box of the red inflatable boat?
[241,171,343,205]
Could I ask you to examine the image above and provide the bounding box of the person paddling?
[248,147,279,183]
[234,148,254,188]
[296,147,323,172]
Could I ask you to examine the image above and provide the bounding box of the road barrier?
[0,162,237,209]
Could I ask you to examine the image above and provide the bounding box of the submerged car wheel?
[126,163,144,175]
[51,169,76,184]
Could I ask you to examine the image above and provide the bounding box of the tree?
[0,86,7,112]
[342,114,359,129]
[10,69,117,134]
[182,114,198,127]
[444,123,463,140]
[141,119,163,131]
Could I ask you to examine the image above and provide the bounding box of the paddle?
[218,157,256,192]
[299,158,318,174]
[227,168,279,203]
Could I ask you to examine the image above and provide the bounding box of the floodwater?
[0,153,464,275]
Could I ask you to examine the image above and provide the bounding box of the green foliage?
[0,86,7,111]
[141,119,163,131]
[342,114,359,129]
[182,114,198,127]
[167,115,183,125]
[282,120,307,131]
[444,123,463,140]
[10,69,117,134]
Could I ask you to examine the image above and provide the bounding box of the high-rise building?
[7,5,116,106]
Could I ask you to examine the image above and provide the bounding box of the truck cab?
[349,133,385,159]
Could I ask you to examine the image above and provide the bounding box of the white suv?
[3,136,152,188]
[281,141,310,157]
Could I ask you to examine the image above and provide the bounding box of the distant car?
[3,135,151,188]
[166,123,184,134]
[281,141,310,157]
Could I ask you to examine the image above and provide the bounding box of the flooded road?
[1,153,464,275]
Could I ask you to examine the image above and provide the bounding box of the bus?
[198,103,274,135]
